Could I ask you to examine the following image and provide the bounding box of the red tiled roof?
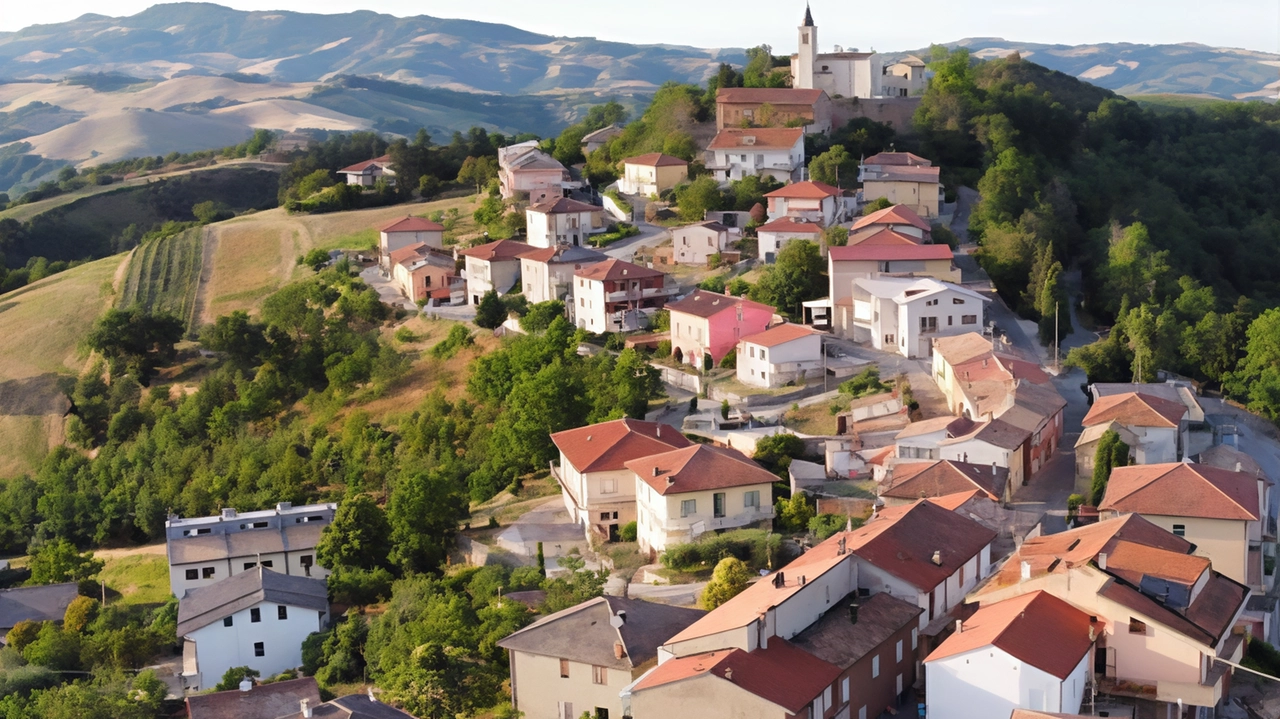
[575,258,666,281]
[623,153,689,167]
[667,289,775,319]
[633,641,842,714]
[378,216,444,233]
[939,418,1030,451]
[829,242,953,262]
[765,180,841,199]
[862,151,932,167]
[843,500,996,591]
[708,128,805,150]
[551,418,690,473]
[457,239,536,262]
[852,204,931,232]
[337,155,392,174]
[716,88,827,105]
[1102,540,1211,586]
[882,460,1007,502]
[740,323,823,348]
[895,415,976,440]
[388,242,432,266]
[1082,392,1188,428]
[847,228,923,246]
[932,333,996,367]
[528,197,603,214]
[1101,462,1260,521]
[519,245,607,265]
[926,490,983,511]
[926,591,1096,679]
[627,444,778,495]
[756,217,824,234]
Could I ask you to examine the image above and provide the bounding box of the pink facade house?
[667,290,776,368]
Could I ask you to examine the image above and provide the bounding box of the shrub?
[719,350,736,369]
[839,367,889,397]
[430,324,474,359]
[326,566,394,606]
[660,529,780,572]
[701,557,753,610]
[5,621,40,651]
[474,291,507,329]
[394,326,418,343]
[62,596,98,633]
[619,521,638,543]
[215,666,261,692]
[775,492,815,534]
[656,340,672,358]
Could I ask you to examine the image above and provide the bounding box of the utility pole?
[1054,301,1060,373]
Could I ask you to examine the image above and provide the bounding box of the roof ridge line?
[1190,463,1257,518]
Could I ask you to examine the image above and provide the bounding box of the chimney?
[849,601,860,625]
[276,502,292,511]
[657,425,662,438]
[773,572,786,588]
[799,575,807,586]
[724,668,734,681]
[652,466,661,477]
[614,642,626,660]
[666,476,675,487]
[617,610,626,625]
[222,508,238,520]
[1098,552,1107,571]
[955,619,963,634]
[239,679,252,692]
[991,463,997,475]
[1236,461,1243,473]
[838,537,847,556]
[301,699,312,718]
[931,550,942,566]
[1020,561,1031,581]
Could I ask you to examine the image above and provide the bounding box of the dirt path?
[193,225,221,326]
[111,248,134,297]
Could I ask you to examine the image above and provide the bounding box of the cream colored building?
[669,221,731,266]
[618,153,689,196]
[737,323,825,389]
[459,239,535,305]
[861,168,941,219]
[881,56,928,97]
[550,418,690,541]
[520,244,607,307]
[498,596,705,719]
[626,444,777,553]
[790,8,882,99]
[526,198,603,249]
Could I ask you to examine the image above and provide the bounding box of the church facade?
[789,6,883,99]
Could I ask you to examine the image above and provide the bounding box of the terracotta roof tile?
[667,289,775,319]
[829,242,953,262]
[933,333,997,367]
[862,152,932,167]
[1102,540,1210,586]
[627,444,778,495]
[1082,392,1187,429]
[378,216,444,233]
[716,88,827,105]
[895,415,976,440]
[337,155,391,174]
[740,323,824,348]
[764,180,841,199]
[846,227,923,246]
[756,217,824,234]
[574,258,666,281]
[852,204,931,232]
[551,419,690,473]
[1101,462,1260,521]
[926,591,1097,679]
[528,197,603,214]
[708,128,805,151]
[623,153,689,167]
[882,460,1007,502]
[457,239,537,261]
[926,490,984,511]
[840,501,995,590]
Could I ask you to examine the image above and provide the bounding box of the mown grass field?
[98,552,172,607]
[118,227,205,333]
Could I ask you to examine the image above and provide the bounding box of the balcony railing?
[605,286,678,302]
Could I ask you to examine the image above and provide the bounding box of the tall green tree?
[26,541,103,585]
[701,557,753,610]
[316,494,392,571]
[474,291,507,329]
[387,469,468,575]
[808,145,854,187]
[751,240,825,319]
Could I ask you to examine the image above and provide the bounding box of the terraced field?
[118,227,205,334]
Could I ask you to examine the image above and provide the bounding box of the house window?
[841,677,850,704]
[223,616,233,627]
[600,512,611,521]
[959,564,965,585]
[760,349,766,361]
[1129,617,1147,634]
[947,316,953,326]
[884,334,895,345]
[872,655,880,678]
[1173,524,1186,537]
[912,627,918,650]
[952,298,965,304]
[926,299,938,306]
[300,555,313,576]
[560,659,570,678]
[278,606,288,620]
[920,317,937,333]
[750,347,755,358]
[744,491,760,509]
[961,315,977,325]
[601,478,617,494]
[592,665,608,685]
[896,639,903,662]
[595,709,609,719]
[681,499,696,517]
[714,493,726,518]
[186,569,199,581]
[250,608,261,623]
[254,642,265,657]
[202,567,216,579]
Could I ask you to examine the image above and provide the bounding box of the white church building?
[790,6,883,99]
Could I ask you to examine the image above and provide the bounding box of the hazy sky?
[2,0,1277,53]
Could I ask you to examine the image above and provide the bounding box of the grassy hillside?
[118,226,205,332]
[0,253,127,476]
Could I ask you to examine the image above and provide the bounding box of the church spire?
[803,3,815,27]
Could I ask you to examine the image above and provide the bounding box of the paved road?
[628,580,707,607]
[603,195,670,261]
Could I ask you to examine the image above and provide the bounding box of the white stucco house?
[844,277,989,358]
[737,323,825,389]
[337,155,395,186]
[165,503,335,599]
[525,198,603,249]
[626,444,778,553]
[706,128,805,184]
[925,590,1098,719]
[789,7,882,100]
[764,180,843,225]
[377,216,445,271]
[520,244,607,308]
[177,567,329,691]
[756,217,823,264]
[459,239,535,305]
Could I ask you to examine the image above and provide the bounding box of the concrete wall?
[830,97,921,134]
[671,225,729,266]
[510,651,637,719]
[187,599,324,689]
[630,672,787,719]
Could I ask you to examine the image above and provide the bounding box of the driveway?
[359,263,476,320]
[628,580,707,608]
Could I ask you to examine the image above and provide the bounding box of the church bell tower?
[796,4,817,89]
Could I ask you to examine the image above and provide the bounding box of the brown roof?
[708,128,805,150]
[627,444,779,496]
[841,501,995,591]
[632,640,842,714]
[1102,540,1211,586]
[623,152,689,168]
[337,155,391,173]
[790,592,923,668]
[667,289,775,319]
[927,490,984,511]
[933,333,996,367]
[764,180,841,199]
[378,216,444,233]
[574,258,666,281]
[828,242,953,262]
[186,677,322,719]
[939,418,1031,451]
[847,227,922,246]
[551,418,690,473]
[926,591,1097,679]
[1198,444,1271,482]
[862,151,932,167]
[740,323,824,348]
[528,197,602,214]
[456,239,536,262]
[756,217,824,234]
[852,204,931,232]
[1101,462,1260,521]
[716,87,827,105]
[519,244,607,265]
[895,415,976,440]
[1082,392,1187,428]
[863,165,941,183]
[883,460,1008,502]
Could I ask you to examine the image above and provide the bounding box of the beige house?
[973,515,1249,716]
[337,155,395,186]
[851,203,933,242]
[670,221,731,265]
[1078,392,1189,466]
[618,153,689,196]
[550,418,690,541]
[706,128,806,184]
[858,153,940,219]
[388,243,462,304]
[756,217,823,264]
[459,239,535,305]
[377,216,444,271]
[881,56,928,97]
[499,141,572,202]
[627,444,778,553]
[498,596,705,719]
[520,244,607,307]
[1101,462,1263,589]
[736,323,825,389]
[526,198,603,249]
